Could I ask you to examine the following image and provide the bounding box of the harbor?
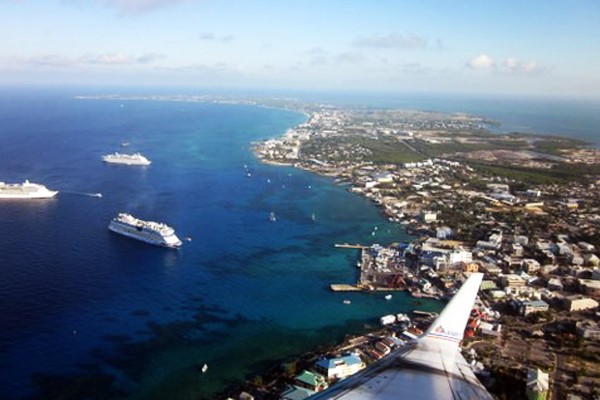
[331,242,442,299]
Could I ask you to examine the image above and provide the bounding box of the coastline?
[243,99,600,400]
[3,92,599,400]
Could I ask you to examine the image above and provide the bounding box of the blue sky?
[1,0,599,97]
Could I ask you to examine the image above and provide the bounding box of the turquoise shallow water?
[0,89,420,399]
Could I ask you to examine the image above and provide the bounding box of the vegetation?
[301,135,425,164]
[410,139,495,157]
[469,162,597,185]
[409,137,530,158]
[532,139,582,156]
[356,136,425,163]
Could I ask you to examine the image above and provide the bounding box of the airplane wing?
[309,273,493,400]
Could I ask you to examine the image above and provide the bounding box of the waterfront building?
[280,385,315,400]
[294,370,328,392]
[314,354,365,381]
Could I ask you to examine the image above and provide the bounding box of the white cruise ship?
[108,213,182,248]
[0,180,58,199]
[102,152,151,166]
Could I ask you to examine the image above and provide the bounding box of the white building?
[314,354,366,381]
[449,249,473,266]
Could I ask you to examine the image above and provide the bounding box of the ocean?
[0,87,598,399]
[0,88,415,399]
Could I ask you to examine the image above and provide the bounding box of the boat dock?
[412,310,439,318]
[330,284,408,292]
[334,243,368,249]
[330,284,362,292]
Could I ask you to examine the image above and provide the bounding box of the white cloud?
[169,62,242,77]
[5,52,166,68]
[354,34,428,50]
[200,32,235,42]
[467,54,544,76]
[467,54,496,69]
[304,47,327,56]
[502,58,543,75]
[98,0,188,14]
[17,54,74,68]
[199,32,215,40]
[303,47,329,66]
[335,52,364,64]
[80,52,165,65]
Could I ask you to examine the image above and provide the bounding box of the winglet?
[421,273,483,348]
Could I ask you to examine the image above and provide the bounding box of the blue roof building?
[314,353,365,380]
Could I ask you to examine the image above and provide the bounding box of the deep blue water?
[0,89,416,399]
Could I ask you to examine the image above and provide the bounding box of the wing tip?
[421,272,484,346]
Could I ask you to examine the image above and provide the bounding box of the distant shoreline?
[73,92,600,147]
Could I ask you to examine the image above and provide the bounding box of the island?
[236,104,600,400]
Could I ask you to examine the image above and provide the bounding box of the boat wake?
[62,191,103,198]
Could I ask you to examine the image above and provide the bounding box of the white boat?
[343,300,351,305]
[102,152,151,166]
[108,213,182,248]
[201,363,208,374]
[385,294,392,300]
[0,180,58,199]
[396,313,411,323]
[269,211,277,222]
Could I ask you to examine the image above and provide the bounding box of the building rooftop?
[316,354,363,369]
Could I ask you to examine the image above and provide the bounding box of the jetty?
[412,310,439,319]
[334,243,368,249]
[330,284,361,292]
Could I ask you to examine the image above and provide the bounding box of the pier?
[334,243,368,249]
[330,284,361,292]
[331,243,431,296]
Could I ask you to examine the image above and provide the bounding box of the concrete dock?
[330,284,361,292]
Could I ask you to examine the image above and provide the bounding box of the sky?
[1,0,599,97]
